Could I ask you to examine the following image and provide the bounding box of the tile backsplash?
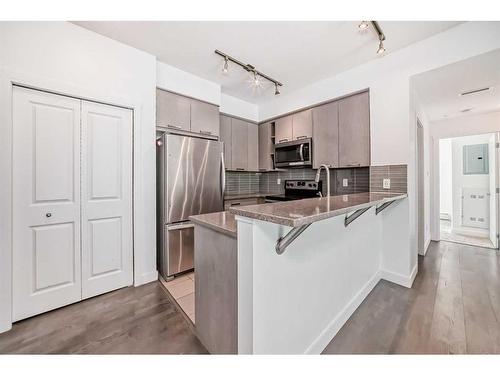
[370,164,407,193]
[226,167,370,197]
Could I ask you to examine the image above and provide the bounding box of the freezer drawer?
[159,223,194,278]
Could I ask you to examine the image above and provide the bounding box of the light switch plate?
[343,178,348,187]
[277,178,281,185]
[383,178,391,189]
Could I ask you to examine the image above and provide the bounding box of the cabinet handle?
[296,135,308,140]
[278,138,289,143]
[230,202,241,206]
[167,124,182,129]
[236,168,245,171]
[200,130,212,135]
[259,168,267,171]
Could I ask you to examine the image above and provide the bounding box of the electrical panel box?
[463,143,489,175]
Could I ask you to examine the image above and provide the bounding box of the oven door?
[274,139,312,167]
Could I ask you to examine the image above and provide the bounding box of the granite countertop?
[229,192,407,227]
[190,211,237,238]
[224,192,276,200]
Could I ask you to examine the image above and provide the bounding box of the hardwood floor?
[1,240,499,354]
[0,281,207,354]
[323,240,500,354]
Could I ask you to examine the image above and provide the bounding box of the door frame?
[0,69,150,332]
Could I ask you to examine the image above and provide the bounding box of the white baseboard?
[0,321,12,334]
[134,270,158,287]
[304,272,381,354]
[380,264,418,288]
[420,238,431,256]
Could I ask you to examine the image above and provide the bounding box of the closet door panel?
[12,86,82,322]
[81,101,133,299]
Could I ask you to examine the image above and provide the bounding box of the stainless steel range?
[264,179,322,203]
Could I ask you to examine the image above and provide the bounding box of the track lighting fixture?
[358,21,369,31]
[215,49,283,96]
[358,21,387,55]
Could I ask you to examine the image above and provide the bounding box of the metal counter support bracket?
[275,224,312,255]
[344,207,371,227]
[375,201,394,215]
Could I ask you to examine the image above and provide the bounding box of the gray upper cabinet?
[275,115,293,144]
[220,115,232,170]
[258,122,274,171]
[312,101,339,169]
[156,89,191,131]
[338,91,370,167]
[292,109,313,140]
[191,100,220,137]
[231,118,249,171]
[247,124,259,172]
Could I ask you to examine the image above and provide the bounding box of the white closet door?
[81,101,133,299]
[12,86,82,321]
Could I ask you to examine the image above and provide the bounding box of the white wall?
[430,111,500,239]
[220,93,259,122]
[439,139,453,220]
[450,134,492,230]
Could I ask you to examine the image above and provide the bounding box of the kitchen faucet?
[315,164,330,198]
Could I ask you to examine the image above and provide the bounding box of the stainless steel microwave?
[274,138,312,167]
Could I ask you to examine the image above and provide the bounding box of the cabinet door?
[292,109,313,140]
[81,101,133,299]
[231,118,248,170]
[259,122,274,171]
[247,124,259,171]
[156,89,191,131]
[220,115,232,170]
[338,91,370,167]
[312,101,339,169]
[12,86,82,321]
[275,115,293,144]
[191,100,220,137]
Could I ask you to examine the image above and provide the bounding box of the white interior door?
[81,101,133,299]
[12,86,82,321]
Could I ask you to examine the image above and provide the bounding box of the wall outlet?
[383,178,391,189]
[343,178,348,187]
[277,178,281,185]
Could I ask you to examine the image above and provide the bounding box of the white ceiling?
[413,48,500,122]
[74,21,460,104]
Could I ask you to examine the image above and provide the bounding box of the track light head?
[358,21,369,31]
[252,71,261,87]
[377,39,386,55]
[274,83,280,95]
[222,56,229,74]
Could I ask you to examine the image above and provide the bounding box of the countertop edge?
[230,193,408,227]
[190,215,237,238]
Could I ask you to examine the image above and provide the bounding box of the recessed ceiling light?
[358,21,369,31]
[461,108,474,113]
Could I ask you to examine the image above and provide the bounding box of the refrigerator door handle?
[221,151,226,200]
[167,223,195,230]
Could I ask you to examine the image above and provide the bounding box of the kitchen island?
[192,192,410,354]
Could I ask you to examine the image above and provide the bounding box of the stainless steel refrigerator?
[156,133,225,279]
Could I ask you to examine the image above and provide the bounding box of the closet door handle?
[45,213,52,218]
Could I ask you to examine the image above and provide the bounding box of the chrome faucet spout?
[316,164,330,197]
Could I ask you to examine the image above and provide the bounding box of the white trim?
[380,263,418,288]
[304,272,381,354]
[422,238,432,256]
[0,68,150,332]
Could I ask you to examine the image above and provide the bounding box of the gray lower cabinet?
[191,100,220,137]
[220,115,232,170]
[224,197,265,210]
[338,91,370,167]
[194,225,237,354]
[156,89,191,131]
[275,115,293,144]
[312,101,339,169]
[292,109,313,140]
[230,118,249,170]
[247,124,259,171]
[258,122,274,171]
